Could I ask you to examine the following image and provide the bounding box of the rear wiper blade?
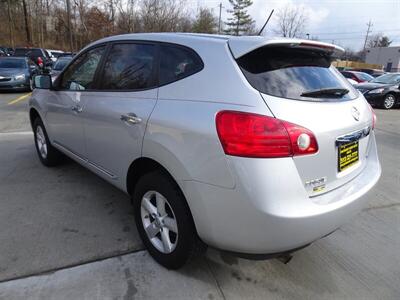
[301,88,349,98]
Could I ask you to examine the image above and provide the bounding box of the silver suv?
[30,33,381,269]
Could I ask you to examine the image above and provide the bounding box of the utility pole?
[218,2,223,34]
[66,0,73,52]
[363,20,373,52]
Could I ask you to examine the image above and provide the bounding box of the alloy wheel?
[36,126,48,159]
[140,191,178,254]
[384,94,395,109]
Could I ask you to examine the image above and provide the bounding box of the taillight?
[215,111,318,158]
[369,104,376,129]
[37,57,43,67]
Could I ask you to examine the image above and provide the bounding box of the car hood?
[0,68,26,77]
[354,82,393,90]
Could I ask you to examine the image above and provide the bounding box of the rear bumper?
[182,133,381,255]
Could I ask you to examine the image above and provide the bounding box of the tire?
[33,118,63,167]
[133,170,205,269]
[28,78,33,92]
[382,94,396,109]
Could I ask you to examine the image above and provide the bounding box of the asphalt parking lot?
[0,92,399,299]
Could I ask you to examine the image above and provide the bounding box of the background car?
[0,46,12,56]
[346,78,358,85]
[50,56,72,81]
[13,47,52,70]
[46,49,64,63]
[340,70,374,83]
[352,68,385,78]
[0,57,39,91]
[355,73,400,109]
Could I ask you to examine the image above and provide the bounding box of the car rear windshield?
[0,59,26,68]
[237,46,358,101]
[14,48,43,57]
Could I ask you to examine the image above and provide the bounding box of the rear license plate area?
[338,141,359,172]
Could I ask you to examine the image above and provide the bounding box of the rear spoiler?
[228,37,345,59]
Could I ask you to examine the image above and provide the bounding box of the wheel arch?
[29,107,42,129]
[126,157,183,198]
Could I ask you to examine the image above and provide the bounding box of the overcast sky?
[197,0,400,50]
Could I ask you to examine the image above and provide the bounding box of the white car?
[30,33,381,269]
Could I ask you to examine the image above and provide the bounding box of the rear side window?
[237,46,357,101]
[100,43,156,90]
[159,44,203,86]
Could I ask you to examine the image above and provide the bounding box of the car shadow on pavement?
[0,133,143,282]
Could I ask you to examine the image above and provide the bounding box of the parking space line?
[7,93,32,105]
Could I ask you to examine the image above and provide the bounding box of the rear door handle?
[71,105,83,113]
[120,113,142,125]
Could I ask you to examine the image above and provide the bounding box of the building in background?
[365,46,400,72]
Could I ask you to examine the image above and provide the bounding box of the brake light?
[215,111,318,158]
[37,57,43,67]
[369,104,376,129]
[298,42,335,51]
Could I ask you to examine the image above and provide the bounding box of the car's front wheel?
[33,118,63,166]
[133,170,205,269]
[382,94,396,109]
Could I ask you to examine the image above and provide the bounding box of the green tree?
[192,7,218,34]
[224,0,254,36]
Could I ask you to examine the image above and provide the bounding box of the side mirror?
[34,74,52,89]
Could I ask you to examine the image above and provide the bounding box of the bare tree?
[139,0,190,32]
[274,5,307,38]
[367,33,392,48]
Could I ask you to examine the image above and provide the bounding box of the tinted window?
[100,43,155,90]
[159,44,203,85]
[14,48,43,57]
[53,58,71,70]
[237,46,357,101]
[0,59,26,68]
[61,46,105,90]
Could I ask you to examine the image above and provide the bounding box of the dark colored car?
[340,71,374,83]
[355,73,400,109]
[50,56,72,80]
[13,47,52,70]
[0,57,39,91]
[0,46,12,56]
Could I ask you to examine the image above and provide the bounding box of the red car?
[340,70,374,83]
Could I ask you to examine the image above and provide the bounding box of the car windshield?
[237,46,358,101]
[0,59,26,68]
[371,73,400,84]
[53,59,71,70]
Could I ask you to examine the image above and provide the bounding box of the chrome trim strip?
[52,140,87,163]
[87,160,118,180]
[335,126,371,146]
[52,140,118,180]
